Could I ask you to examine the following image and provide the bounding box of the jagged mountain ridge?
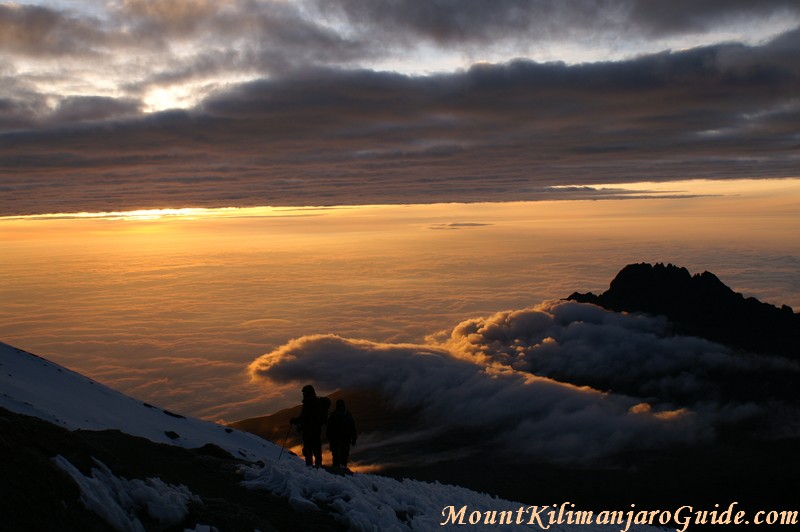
[568,262,800,358]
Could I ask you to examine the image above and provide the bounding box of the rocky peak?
[569,263,799,358]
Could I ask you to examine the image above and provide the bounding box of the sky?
[2,0,800,215]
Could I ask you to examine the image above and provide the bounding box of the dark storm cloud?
[626,0,800,36]
[316,0,586,45]
[0,3,108,56]
[114,0,371,84]
[116,0,228,39]
[0,1,364,62]
[0,89,47,130]
[0,1,373,110]
[50,96,142,124]
[2,26,800,215]
[5,1,798,63]
[317,0,800,45]
[0,87,140,131]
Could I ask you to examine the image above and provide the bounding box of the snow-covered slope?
[1,341,664,531]
[0,341,276,461]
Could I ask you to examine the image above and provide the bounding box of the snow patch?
[240,457,661,531]
[53,456,197,531]
[0,341,280,462]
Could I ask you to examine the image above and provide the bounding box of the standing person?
[290,385,329,467]
[326,399,357,470]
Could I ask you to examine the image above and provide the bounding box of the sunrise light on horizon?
[3,177,799,420]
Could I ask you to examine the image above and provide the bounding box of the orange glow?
[349,463,384,474]
[2,178,799,420]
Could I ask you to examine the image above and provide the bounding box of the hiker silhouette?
[326,399,357,470]
[290,384,330,467]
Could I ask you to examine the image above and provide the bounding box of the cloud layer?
[433,300,798,406]
[249,329,707,464]
[318,0,800,47]
[250,300,800,464]
[2,2,800,215]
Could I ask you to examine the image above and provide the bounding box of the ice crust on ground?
[53,456,196,532]
[240,453,666,531]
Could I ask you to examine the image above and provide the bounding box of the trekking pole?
[278,423,292,460]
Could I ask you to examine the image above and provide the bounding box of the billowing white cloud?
[249,331,708,464]
[432,300,799,405]
[249,300,799,465]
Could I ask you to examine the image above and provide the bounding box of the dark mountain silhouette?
[568,262,800,359]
